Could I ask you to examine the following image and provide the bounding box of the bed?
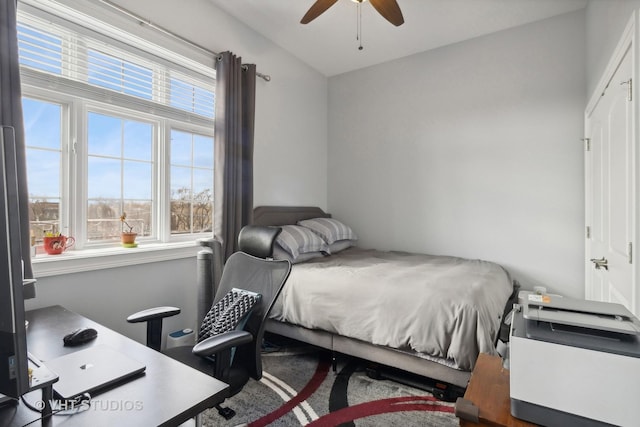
[253,206,514,397]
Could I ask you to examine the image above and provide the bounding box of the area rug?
[201,340,458,427]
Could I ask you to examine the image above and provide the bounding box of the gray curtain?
[213,51,256,259]
[0,0,35,297]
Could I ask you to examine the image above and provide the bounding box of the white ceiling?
[207,0,588,77]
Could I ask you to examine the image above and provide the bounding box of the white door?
[585,45,635,314]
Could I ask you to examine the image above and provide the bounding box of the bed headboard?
[253,206,331,226]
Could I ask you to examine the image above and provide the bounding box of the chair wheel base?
[217,405,236,420]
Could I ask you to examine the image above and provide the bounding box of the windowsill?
[32,241,201,277]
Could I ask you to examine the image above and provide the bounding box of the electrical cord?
[19,392,91,427]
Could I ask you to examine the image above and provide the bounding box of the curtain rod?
[97,0,271,82]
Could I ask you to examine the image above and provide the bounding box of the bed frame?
[253,205,472,398]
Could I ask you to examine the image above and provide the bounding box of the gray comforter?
[270,247,513,370]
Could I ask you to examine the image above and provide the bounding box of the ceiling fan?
[301,0,405,27]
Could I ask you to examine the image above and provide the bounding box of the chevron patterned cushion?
[198,288,261,342]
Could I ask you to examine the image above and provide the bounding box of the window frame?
[79,102,160,249]
[167,127,215,239]
[163,121,216,243]
[18,0,217,276]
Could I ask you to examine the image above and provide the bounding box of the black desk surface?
[0,305,229,427]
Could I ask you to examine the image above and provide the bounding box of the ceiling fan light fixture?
[301,0,403,26]
[301,0,404,50]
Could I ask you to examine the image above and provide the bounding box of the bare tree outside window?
[170,130,214,235]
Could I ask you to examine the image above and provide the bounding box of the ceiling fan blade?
[301,0,339,24]
[369,0,404,26]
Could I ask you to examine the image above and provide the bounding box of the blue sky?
[23,99,214,202]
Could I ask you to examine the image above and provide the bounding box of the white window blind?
[16,9,215,122]
[17,23,62,74]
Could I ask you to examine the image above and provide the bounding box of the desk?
[0,305,229,427]
[458,353,537,427]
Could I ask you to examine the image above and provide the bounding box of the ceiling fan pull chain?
[355,1,359,40]
[357,1,363,50]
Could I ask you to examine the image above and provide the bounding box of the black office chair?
[127,225,291,419]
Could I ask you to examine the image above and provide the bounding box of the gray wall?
[327,11,587,297]
[26,258,198,346]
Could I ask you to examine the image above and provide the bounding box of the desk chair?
[127,225,291,420]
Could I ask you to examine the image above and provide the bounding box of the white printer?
[509,291,640,427]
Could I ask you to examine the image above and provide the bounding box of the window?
[87,111,153,242]
[18,1,215,255]
[170,130,214,234]
[24,98,62,239]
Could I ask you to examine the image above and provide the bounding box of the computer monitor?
[0,126,30,399]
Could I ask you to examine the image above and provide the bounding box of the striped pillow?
[273,243,326,264]
[298,218,357,245]
[276,225,329,259]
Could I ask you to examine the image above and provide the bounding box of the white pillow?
[297,218,357,245]
[276,225,329,259]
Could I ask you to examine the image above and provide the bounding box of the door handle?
[590,257,609,271]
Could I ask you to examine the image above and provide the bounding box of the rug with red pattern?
[203,341,458,427]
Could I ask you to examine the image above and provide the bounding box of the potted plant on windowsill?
[120,212,138,247]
